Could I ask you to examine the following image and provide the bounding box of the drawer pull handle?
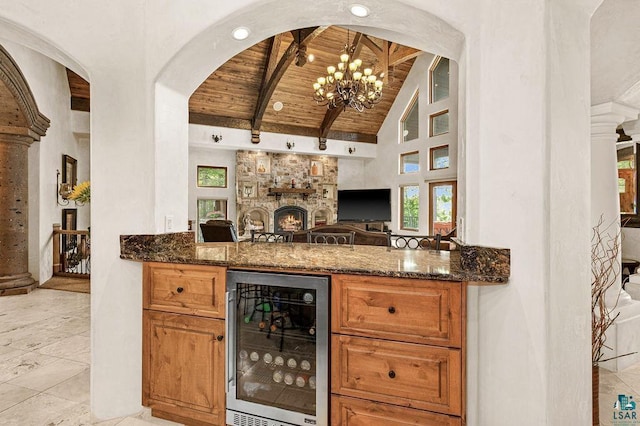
[176,287,184,294]
[388,370,396,379]
[388,306,396,314]
[216,335,224,342]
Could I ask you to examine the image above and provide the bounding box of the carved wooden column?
[0,44,50,295]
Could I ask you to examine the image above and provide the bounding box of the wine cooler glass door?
[226,271,328,426]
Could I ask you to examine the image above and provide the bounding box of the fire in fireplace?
[274,206,307,232]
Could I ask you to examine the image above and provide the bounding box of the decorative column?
[0,44,50,295]
[591,102,639,305]
[0,132,38,294]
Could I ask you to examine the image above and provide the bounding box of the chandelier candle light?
[313,40,383,112]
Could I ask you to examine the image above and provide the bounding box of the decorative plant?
[591,215,636,425]
[592,216,619,365]
[68,181,90,204]
[591,215,633,365]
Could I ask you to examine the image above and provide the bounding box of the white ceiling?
[591,0,640,108]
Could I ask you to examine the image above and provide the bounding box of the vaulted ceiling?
[67,25,421,145]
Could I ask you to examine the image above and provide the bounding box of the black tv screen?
[337,188,391,222]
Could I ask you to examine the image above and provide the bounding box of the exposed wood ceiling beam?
[361,35,390,84]
[262,35,282,86]
[70,97,90,112]
[251,26,326,143]
[190,112,377,143]
[361,35,382,55]
[389,46,422,66]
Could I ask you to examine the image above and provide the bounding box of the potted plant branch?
[591,216,636,425]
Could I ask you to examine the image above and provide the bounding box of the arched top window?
[429,57,449,103]
[400,91,419,143]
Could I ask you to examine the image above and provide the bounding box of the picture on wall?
[61,208,77,255]
[310,160,323,177]
[256,156,270,174]
[322,184,334,199]
[197,165,227,187]
[62,155,77,186]
[241,181,257,198]
[62,208,77,231]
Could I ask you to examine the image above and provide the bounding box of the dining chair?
[388,233,441,250]
[307,231,355,247]
[250,230,293,243]
[200,220,238,242]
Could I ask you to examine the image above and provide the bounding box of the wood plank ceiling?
[67,26,421,147]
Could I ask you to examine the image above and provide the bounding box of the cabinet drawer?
[331,335,462,415]
[143,262,226,318]
[332,274,463,347]
[331,395,461,426]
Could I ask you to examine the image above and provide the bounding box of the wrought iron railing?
[52,224,90,278]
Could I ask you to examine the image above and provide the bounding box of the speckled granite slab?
[120,233,509,284]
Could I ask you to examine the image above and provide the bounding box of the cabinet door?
[331,335,462,416]
[143,310,225,425]
[331,395,462,426]
[143,262,226,318]
[332,274,463,347]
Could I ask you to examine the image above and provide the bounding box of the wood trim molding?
[71,96,90,112]
[0,44,50,140]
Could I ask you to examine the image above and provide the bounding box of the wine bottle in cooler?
[284,372,295,386]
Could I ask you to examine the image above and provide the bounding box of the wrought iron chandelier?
[312,39,383,112]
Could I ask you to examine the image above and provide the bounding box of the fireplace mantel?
[268,187,316,201]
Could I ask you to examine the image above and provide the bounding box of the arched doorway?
[0,43,50,295]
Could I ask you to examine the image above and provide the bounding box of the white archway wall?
[0,1,602,424]
[0,40,90,284]
[591,0,640,105]
[154,3,593,426]
[152,0,465,97]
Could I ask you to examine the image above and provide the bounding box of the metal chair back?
[250,230,293,243]
[389,233,441,250]
[307,231,355,247]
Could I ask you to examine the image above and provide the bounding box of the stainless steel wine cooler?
[226,270,329,426]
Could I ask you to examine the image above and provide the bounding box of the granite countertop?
[120,232,510,284]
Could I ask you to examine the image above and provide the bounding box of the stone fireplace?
[274,206,307,232]
[235,151,338,236]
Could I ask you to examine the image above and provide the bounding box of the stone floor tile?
[6,358,87,392]
[0,393,79,425]
[0,382,39,411]
[37,334,90,363]
[0,351,59,383]
[45,368,90,404]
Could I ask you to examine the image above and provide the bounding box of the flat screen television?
[337,188,391,222]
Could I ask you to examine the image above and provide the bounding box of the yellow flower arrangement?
[69,181,90,203]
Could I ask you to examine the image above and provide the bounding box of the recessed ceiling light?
[349,4,370,17]
[273,101,284,111]
[232,27,250,40]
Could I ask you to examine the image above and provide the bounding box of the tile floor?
[1,287,637,425]
[600,364,640,426]
[0,288,181,425]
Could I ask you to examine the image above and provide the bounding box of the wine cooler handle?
[226,289,235,393]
